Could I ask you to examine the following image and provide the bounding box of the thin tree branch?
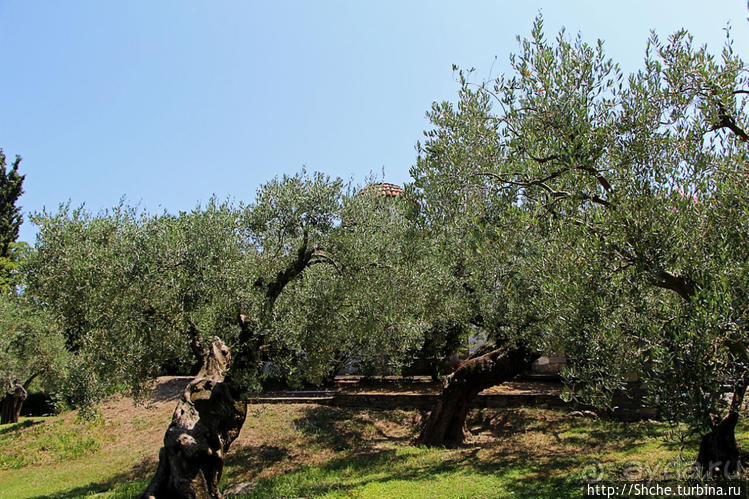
[22,371,40,389]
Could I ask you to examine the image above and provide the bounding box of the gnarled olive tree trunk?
[696,379,746,477]
[141,338,247,499]
[142,236,323,497]
[0,381,27,425]
[418,342,536,447]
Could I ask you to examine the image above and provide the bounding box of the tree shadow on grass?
[148,376,191,404]
[469,408,684,453]
[244,407,591,497]
[289,407,704,494]
[293,406,414,452]
[226,443,290,471]
[239,443,586,498]
[0,418,43,435]
[27,457,155,499]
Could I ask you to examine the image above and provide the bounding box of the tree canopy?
[410,15,748,466]
[23,171,441,403]
[0,294,67,392]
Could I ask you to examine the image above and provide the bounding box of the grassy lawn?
[0,387,745,498]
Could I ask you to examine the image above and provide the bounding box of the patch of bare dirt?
[94,377,189,478]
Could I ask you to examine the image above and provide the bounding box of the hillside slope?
[0,377,740,498]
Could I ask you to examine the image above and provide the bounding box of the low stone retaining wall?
[325,392,569,410]
[329,393,437,410]
[248,389,655,419]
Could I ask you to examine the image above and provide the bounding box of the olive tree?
[267,187,434,386]
[412,16,749,472]
[409,86,552,445]
[24,200,246,404]
[25,169,436,497]
[0,294,67,424]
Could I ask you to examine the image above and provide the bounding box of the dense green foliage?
[0,149,66,400]
[0,294,68,394]
[23,171,440,404]
[0,150,24,257]
[0,150,26,291]
[24,200,245,402]
[410,16,749,434]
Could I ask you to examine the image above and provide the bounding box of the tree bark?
[320,350,347,387]
[141,338,247,499]
[188,321,207,376]
[696,380,746,477]
[0,382,27,425]
[417,342,536,447]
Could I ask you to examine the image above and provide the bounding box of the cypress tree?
[0,150,24,258]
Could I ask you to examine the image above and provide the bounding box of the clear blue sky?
[1,1,748,244]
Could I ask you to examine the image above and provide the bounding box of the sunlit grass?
[0,416,102,470]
